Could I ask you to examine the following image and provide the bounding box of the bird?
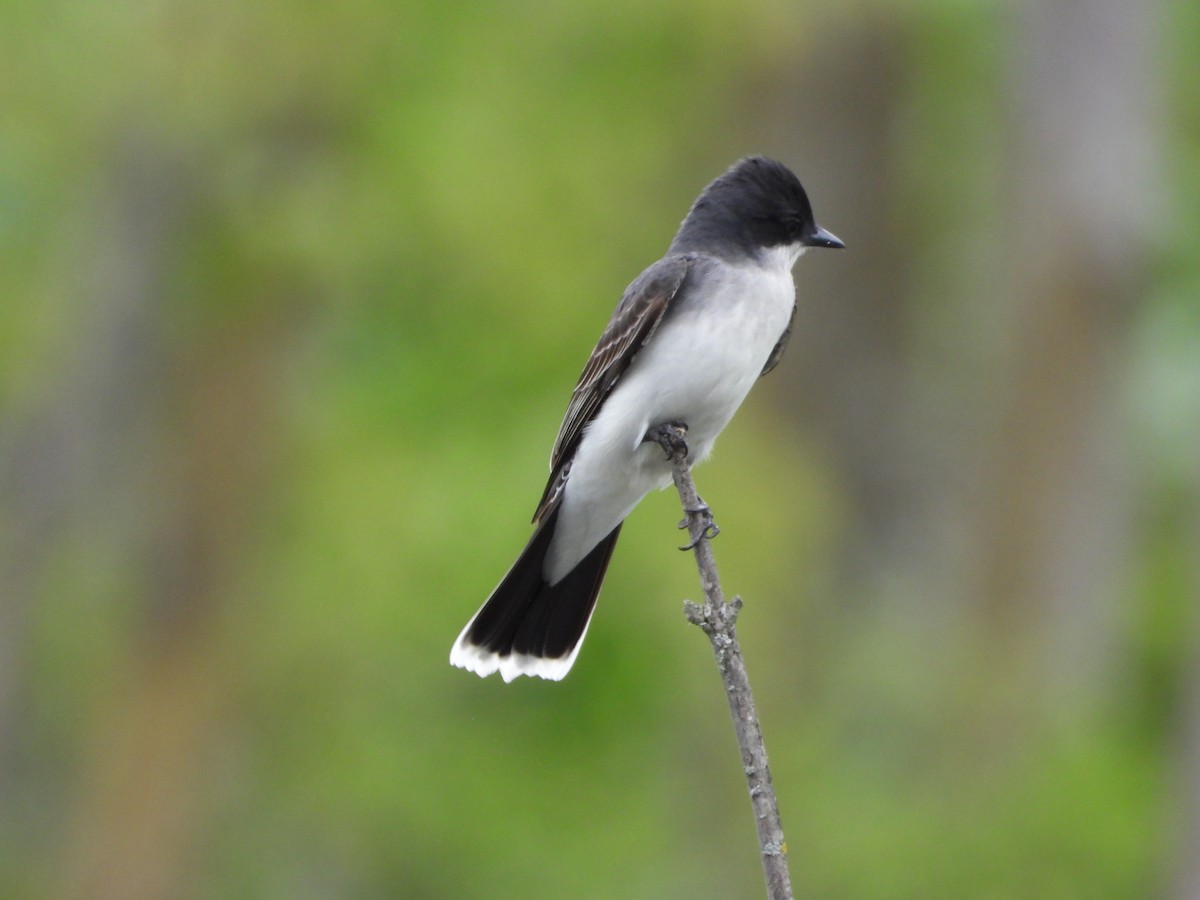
[450,156,843,682]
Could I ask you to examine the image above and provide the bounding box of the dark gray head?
[668,156,843,261]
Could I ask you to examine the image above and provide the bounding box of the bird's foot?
[644,421,689,461]
[679,499,720,550]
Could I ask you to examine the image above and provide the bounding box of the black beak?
[805,225,844,250]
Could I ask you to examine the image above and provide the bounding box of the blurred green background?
[3,0,1199,897]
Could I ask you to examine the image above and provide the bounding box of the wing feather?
[532,254,692,523]
[759,302,796,377]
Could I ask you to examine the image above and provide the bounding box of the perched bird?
[450,156,842,682]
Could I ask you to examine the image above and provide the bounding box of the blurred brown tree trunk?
[61,316,289,899]
[969,0,1156,709]
[0,135,296,899]
[1,143,201,880]
[757,0,1158,705]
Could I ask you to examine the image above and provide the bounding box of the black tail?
[450,505,621,681]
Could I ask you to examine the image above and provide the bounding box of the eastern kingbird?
[450,156,842,682]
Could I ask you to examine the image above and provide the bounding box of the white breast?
[544,248,800,582]
[628,256,797,453]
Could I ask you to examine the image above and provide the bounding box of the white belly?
[545,255,797,582]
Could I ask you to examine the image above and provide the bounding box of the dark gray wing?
[760,302,797,377]
[532,254,692,523]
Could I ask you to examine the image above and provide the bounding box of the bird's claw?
[643,422,717,548]
[679,504,720,550]
[644,421,689,461]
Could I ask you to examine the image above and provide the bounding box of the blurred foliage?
[2,0,1199,898]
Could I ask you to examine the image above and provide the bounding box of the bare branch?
[652,424,793,900]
